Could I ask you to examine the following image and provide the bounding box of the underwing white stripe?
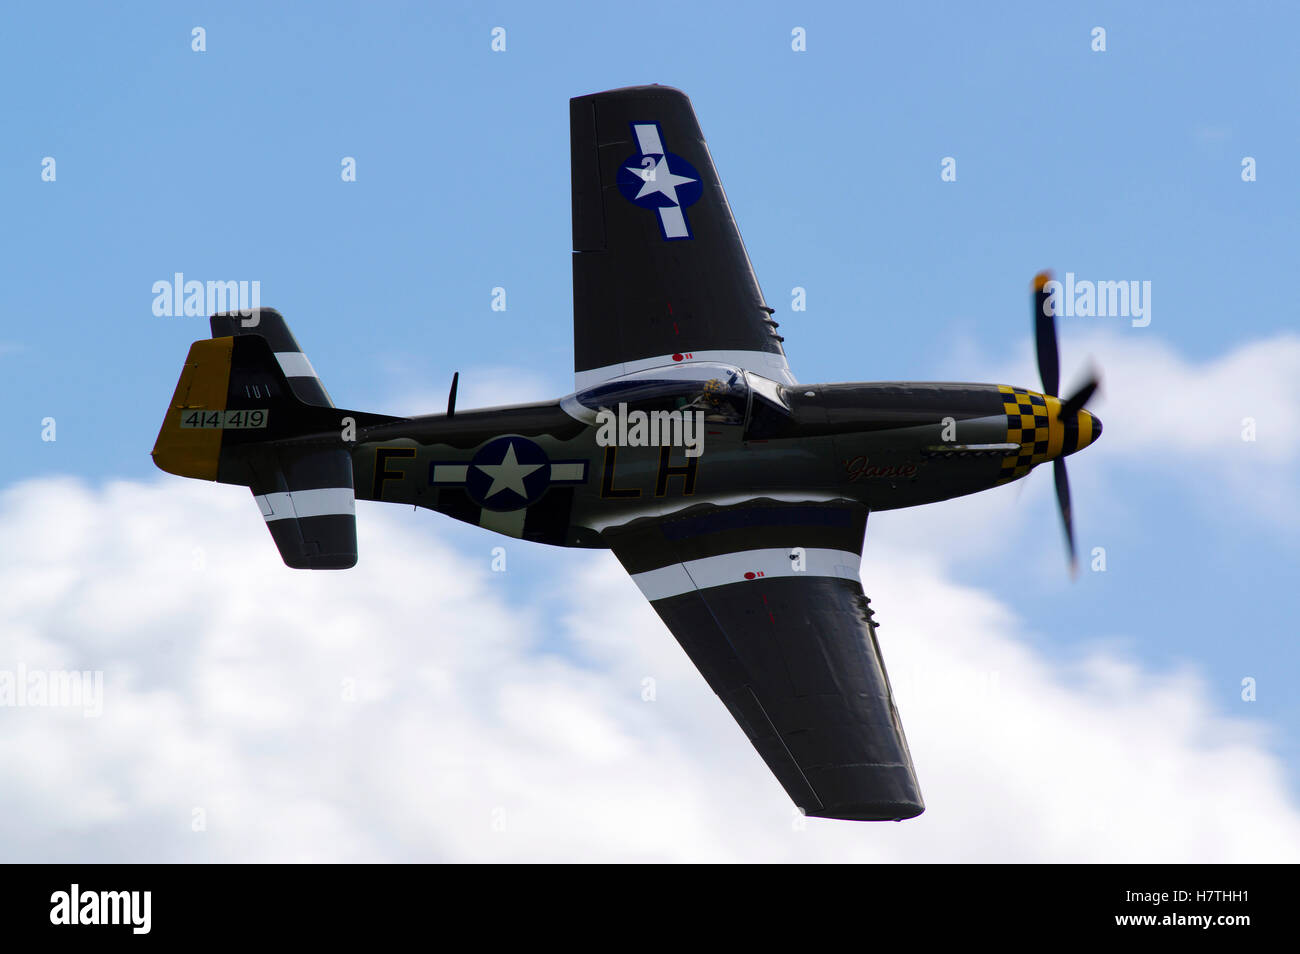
[575,350,796,391]
[631,547,862,602]
[254,487,355,522]
[274,351,318,378]
[586,492,851,534]
[633,562,695,602]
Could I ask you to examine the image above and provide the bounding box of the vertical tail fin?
[152,309,403,569]
[210,308,335,408]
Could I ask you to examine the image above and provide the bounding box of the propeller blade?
[1059,377,1099,419]
[1030,271,1097,577]
[1053,457,1077,575]
[1033,271,1060,398]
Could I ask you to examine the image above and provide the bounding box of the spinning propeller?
[1032,271,1102,576]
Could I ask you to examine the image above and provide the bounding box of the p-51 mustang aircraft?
[153,85,1100,821]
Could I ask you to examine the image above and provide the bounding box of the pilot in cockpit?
[681,376,745,424]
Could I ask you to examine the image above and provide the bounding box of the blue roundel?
[616,151,704,211]
[465,436,552,511]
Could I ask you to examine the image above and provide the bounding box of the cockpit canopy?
[574,362,792,437]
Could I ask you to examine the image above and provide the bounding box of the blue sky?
[1,2,1298,858]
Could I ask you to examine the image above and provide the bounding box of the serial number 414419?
[180,409,269,430]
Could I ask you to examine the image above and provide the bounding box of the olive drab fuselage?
[349,363,1101,548]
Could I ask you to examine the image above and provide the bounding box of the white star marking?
[626,155,696,206]
[475,441,544,499]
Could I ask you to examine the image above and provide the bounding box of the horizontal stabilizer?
[248,445,358,569]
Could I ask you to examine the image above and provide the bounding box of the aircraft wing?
[570,85,792,390]
[603,499,924,820]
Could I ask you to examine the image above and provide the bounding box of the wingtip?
[571,83,688,103]
[804,801,926,822]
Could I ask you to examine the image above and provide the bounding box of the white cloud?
[1072,331,1299,460]
[0,476,1296,861]
[1070,329,1300,526]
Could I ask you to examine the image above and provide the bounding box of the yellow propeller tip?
[1033,271,1053,291]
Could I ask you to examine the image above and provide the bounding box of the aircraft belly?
[832,414,1015,510]
[350,398,1023,545]
[566,430,845,538]
[354,424,600,548]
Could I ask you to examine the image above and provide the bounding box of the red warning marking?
[667,302,674,314]
[744,571,755,580]
[672,322,679,335]
[672,353,683,362]
[743,570,765,580]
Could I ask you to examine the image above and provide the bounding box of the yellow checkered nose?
[995,386,1100,483]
